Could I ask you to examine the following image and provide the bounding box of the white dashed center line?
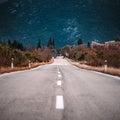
[58,74,62,78]
[56,65,64,109]
[56,96,64,109]
[57,80,62,86]
[58,71,60,74]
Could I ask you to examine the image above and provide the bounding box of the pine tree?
[12,40,24,51]
[12,40,18,49]
[52,38,55,48]
[47,37,55,49]
[37,39,41,49]
[115,37,120,42]
[8,39,11,46]
[87,41,91,48]
[77,38,83,45]
[47,37,51,48]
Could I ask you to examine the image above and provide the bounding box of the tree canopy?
[47,37,55,49]
[77,38,83,45]
[37,39,41,49]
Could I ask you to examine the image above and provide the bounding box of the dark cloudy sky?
[0,0,120,48]
[0,0,7,4]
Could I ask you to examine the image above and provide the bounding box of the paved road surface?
[0,57,120,120]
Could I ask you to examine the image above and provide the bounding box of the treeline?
[0,40,24,51]
[60,38,120,68]
[8,40,24,51]
[36,37,55,49]
[0,37,55,68]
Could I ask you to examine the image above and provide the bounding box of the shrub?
[61,45,120,68]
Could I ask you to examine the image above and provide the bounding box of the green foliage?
[37,39,41,49]
[7,40,24,51]
[114,37,120,42]
[72,52,85,61]
[87,41,91,48]
[25,52,41,62]
[0,38,53,68]
[96,51,104,59]
[13,50,27,66]
[77,38,83,45]
[47,37,55,49]
[61,45,120,68]
[0,44,12,67]
[0,43,52,67]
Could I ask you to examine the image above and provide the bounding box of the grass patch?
[0,58,54,74]
[71,61,120,77]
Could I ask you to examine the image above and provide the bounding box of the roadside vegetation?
[71,62,120,77]
[60,38,120,76]
[0,37,55,73]
[61,45,120,68]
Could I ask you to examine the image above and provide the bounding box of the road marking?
[57,80,62,86]
[56,96,64,109]
[94,71,120,80]
[72,65,120,80]
[58,74,62,78]
[58,71,60,74]
[57,66,61,75]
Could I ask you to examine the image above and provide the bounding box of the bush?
[0,44,12,67]
[0,42,53,68]
[61,45,120,68]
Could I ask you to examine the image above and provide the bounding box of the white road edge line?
[72,65,120,80]
[56,95,64,109]
[57,81,62,86]
[94,71,120,80]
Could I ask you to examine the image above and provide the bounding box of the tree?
[47,37,55,49]
[52,38,55,48]
[17,43,24,51]
[12,40,18,49]
[77,38,83,45]
[47,37,52,49]
[37,39,41,49]
[0,40,2,44]
[87,41,91,48]
[115,37,120,42]
[8,39,12,46]
[12,40,24,51]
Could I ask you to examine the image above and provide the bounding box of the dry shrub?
[40,48,52,62]
[0,58,54,74]
[62,45,120,68]
[0,44,52,68]
[71,62,120,77]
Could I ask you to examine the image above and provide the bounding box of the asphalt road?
[0,57,120,120]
